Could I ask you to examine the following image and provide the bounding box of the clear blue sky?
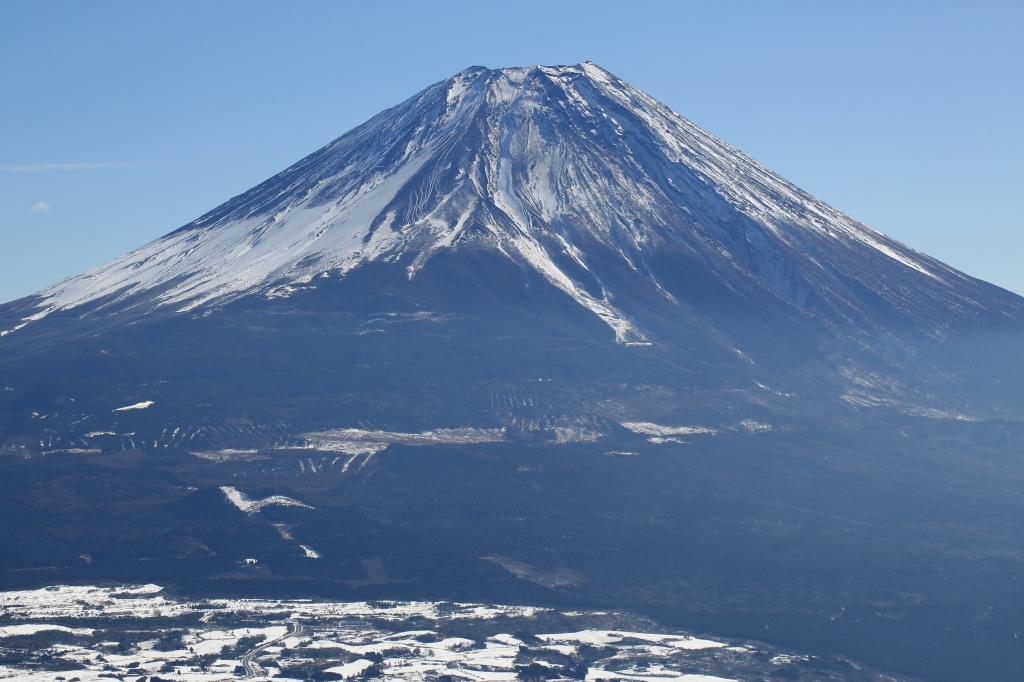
[2,0,1022,303]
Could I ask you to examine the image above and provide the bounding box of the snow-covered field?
[300,427,507,456]
[0,585,910,682]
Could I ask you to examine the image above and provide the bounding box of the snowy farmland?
[0,585,913,682]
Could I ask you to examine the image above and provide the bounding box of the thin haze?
[1,0,1021,304]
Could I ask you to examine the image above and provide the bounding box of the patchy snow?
[621,422,716,436]
[301,427,506,455]
[0,624,94,638]
[112,401,153,412]
[219,486,314,515]
[538,630,725,650]
[0,584,188,620]
[325,659,376,678]
[192,449,267,462]
[0,583,895,682]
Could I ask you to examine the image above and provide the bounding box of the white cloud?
[1,162,160,172]
[30,201,50,212]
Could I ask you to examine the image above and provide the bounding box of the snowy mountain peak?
[7,62,1014,342]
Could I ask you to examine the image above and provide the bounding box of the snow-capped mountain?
[6,65,1024,682]
[3,62,1024,420]
[6,62,1018,345]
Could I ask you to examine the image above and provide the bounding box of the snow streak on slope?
[220,486,313,515]
[9,62,1015,342]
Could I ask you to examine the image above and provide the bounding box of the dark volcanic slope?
[2,63,1024,682]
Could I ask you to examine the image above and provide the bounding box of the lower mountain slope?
[2,249,1024,681]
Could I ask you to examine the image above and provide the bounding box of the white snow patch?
[192,449,266,462]
[621,422,716,436]
[0,623,94,638]
[302,427,505,455]
[220,486,314,515]
[325,659,376,678]
[538,630,725,650]
[112,401,153,412]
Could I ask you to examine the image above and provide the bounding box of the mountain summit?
[10,63,1018,339]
